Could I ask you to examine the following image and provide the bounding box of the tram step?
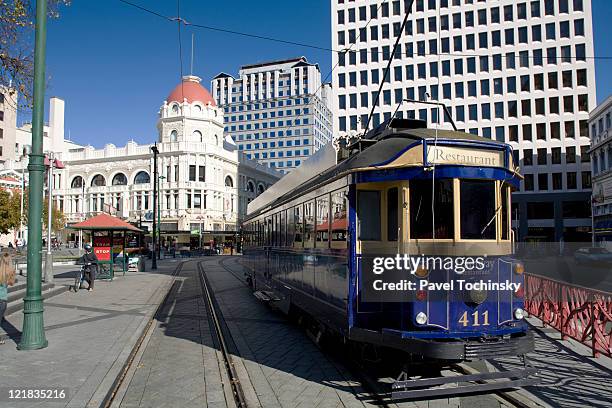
[253,290,280,302]
[391,367,539,400]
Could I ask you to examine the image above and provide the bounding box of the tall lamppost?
[150,144,158,270]
[19,0,48,350]
[158,175,166,259]
[44,153,63,283]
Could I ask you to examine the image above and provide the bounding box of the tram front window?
[410,179,454,239]
[460,180,496,239]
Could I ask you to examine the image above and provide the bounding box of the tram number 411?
[458,310,490,327]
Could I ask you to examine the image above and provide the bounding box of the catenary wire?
[118,0,612,61]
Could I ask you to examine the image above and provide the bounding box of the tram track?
[196,260,249,408]
[101,261,186,408]
[218,256,542,408]
[102,259,251,408]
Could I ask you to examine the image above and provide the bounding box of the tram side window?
[357,190,381,241]
[460,180,496,240]
[266,217,272,245]
[331,190,348,248]
[275,213,280,246]
[304,200,315,248]
[501,184,509,240]
[387,188,399,241]
[294,205,303,247]
[410,179,454,239]
[280,210,286,247]
[287,208,295,247]
[316,194,330,246]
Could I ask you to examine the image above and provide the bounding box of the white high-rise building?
[332,0,596,242]
[211,57,334,174]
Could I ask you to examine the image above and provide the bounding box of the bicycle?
[72,263,94,292]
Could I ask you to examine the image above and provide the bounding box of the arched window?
[71,176,84,189]
[112,173,127,186]
[246,180,254,193]
[171,104,179,115]
[225,176,233,187]
[193,130,203,142]
[91,174,106,187]
[170,130,178,142]
[134,171,150,184]
[257,184,265,195]
[194,104,202,113]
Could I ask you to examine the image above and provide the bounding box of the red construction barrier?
[525,274,612,358]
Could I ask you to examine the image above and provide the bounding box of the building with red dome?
[2,75,281,249]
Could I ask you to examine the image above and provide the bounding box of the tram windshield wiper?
[480,205,502,236]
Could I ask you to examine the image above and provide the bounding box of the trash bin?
[139,256,146,272]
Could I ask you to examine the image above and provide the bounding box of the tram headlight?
[514,308,526,320]
[415,312,428,325]
[513,263,525,275]
[415,266,429,278]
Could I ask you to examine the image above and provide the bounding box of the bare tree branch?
[0,0,70,109]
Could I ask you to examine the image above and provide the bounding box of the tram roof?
[246,124,510,220]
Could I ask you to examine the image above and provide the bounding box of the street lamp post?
[19,168,25,241]
[44,153,54,283]
[150,144,158,270]
[158,175,166,260]
[19,0,49,350]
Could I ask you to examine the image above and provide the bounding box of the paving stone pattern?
[203,257,510,408]
[118,261,228,408]
[0,261,178,408]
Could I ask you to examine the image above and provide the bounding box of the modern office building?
[332,0,596,241]
[211,57,334,174]
[589,94,612,246]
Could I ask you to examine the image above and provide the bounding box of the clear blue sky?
[36,0,612,147]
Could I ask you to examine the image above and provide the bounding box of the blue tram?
[242,118,534,366]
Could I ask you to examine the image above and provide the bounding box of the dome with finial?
[167,75,216,106]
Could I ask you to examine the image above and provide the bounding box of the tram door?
[355,182,406,324]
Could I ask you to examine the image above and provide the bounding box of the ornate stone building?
[2,75,281,248]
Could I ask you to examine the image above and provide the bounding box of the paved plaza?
[0,256,610,408]
[0,259,180,408]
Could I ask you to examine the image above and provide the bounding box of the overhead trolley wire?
[364,0,415,133]
[118,0,612,61]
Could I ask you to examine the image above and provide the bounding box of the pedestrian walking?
[0,252,16,344]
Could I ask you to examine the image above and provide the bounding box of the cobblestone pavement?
[117,261,228,408]
[0,260,179,408]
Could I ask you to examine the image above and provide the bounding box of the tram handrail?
[524,273,612,358]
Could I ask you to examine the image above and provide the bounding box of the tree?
[0,0,70,108]
[0,189,19,234]
[10,190,66,234]
[42,196,65,233]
